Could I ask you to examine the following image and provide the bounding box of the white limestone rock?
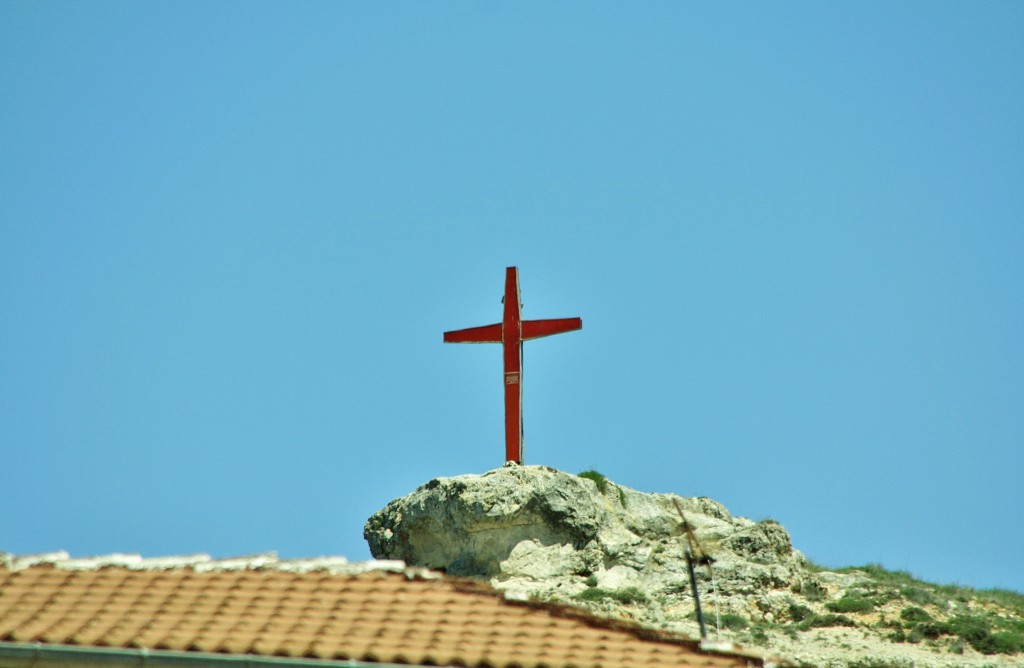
[364,464,805,600]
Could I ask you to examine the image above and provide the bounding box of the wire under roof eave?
[0,642,424,668]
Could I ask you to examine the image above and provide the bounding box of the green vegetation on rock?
[829,564,1024,656]
[574,585,648,605]
[577,469,609,494]
[577,469,627,506]
[826,593,879,614]
[797,613,858,630]
[718,612,749,630]
[847,660,915,668]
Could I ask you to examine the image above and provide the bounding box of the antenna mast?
[673,498,716,640]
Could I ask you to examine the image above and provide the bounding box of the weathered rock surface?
[365,465,1023,668]
[365,465,806,601]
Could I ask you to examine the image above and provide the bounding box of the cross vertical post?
[444,267,582,464]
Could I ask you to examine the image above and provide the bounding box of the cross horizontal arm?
[521,317,583,341]
[443,323,502,344]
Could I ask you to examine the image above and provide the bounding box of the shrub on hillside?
[798,613,857,630]
[826,593,876,614]
[787,601,814,623]
[899,606,933,624]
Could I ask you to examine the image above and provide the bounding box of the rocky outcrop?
[365,465,807,616]
[365,465,1024,668]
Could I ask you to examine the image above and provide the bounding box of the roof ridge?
[0,551,415,576]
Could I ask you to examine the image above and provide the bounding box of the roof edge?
[0,552,417,576]
[0,642,423,668]
[492,585,782,665]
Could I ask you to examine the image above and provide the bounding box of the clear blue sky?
[2,3,1022,592]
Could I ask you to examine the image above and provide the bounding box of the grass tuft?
[578,470,609,494]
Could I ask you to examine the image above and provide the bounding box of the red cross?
[444,267,582,464]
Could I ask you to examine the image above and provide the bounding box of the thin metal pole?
[685,551,707,640]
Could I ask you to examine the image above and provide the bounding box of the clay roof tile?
[0,557,765,668]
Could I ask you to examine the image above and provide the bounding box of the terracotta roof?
[0,553,765,668]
